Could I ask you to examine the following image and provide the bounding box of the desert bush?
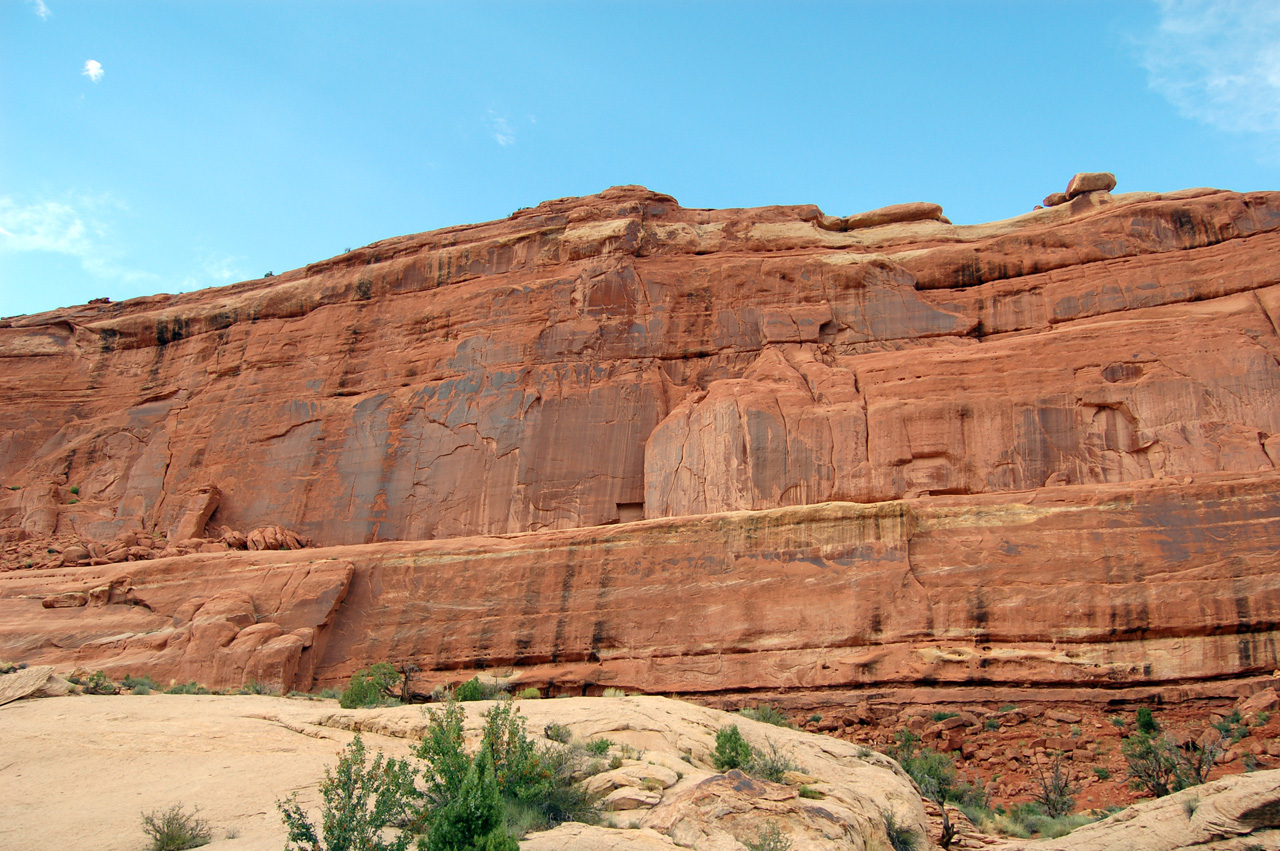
[416,698,596,846]
[516,687,541,699]
[883,811,917,851]
[83,670,118,694]
[601,687,627,698]
[1136,707,1159,734]
[738,704,793,728]
[239,680,276,696]
[744,821,792,851]
[1032,751,1076,818]
[165,682,210,695]
[340,663,400,709]
[713,725,753,771]
[543,723,571,744]
[747,739,798,783]
[455,677,487,702]
[141,803,212,851]
[278,734,417,851]
[1122,712,1219,799]
[585,738,613,756]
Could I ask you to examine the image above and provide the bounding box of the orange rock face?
[1,182,1278,696]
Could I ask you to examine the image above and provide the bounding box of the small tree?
[423,748,515,851]
[1122,730,1185,798]
[1032,751,1076,818]
[340,663,401,709]
[140,804,212,851]
[278,734,417,851]
[713,725,754,771]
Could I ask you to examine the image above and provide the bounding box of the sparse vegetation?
[711,724,797,782]
[585,738,613,756]
[165,682,210,695]
[601,687,626,697]
[1032,751,1076,818]
[883,811,917,851]
[141,803,212,851]
[339,663,400,708]
[931,711,958,722]
[279,734,417,851]
[516,687,541,699]
[543,723,571,745]
[744,821,792,851]
[1122,710,1219,798]
[738,704,794,728]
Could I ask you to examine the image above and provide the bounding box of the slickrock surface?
[1,181,1279,726]
[0,693,925,851]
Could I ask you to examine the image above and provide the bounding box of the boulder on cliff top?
[1066,171,1117,199]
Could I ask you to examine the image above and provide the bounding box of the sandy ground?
[0,693,415,851]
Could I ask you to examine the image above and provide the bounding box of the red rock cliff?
[2,180,1279,696]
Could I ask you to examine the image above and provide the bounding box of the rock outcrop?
[1,178,1279,705]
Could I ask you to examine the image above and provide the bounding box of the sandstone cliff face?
[2,184,1277,544]
[1,181,1279,700]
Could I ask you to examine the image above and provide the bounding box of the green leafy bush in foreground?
[281,696,598,850]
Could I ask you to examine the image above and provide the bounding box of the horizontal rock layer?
[2,182,1278,701]
[2,474,1276,696]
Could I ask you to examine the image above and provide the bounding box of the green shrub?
[883,811,917,851]
[585,739,613,756]
[424,748,511,851]
[738,704,794,728]
[456,677,487,702]
[516,687,541,700]
[601,687,626,698]
[84,670,117,695]
[1093,766,1111,780]
[798,785,822,799]
[543,723,571,744]
[416,698,597,845]
[340,663,400,709]
[165,682,210,695]
[744,821,792,851]
[123,674,159,690]
[747,739,798,783]
[713,725,753,772]
[69,485,80,495]
[141,804,212,850]
[278,733,417,851]
[931,711,958,722]
[237,680,276,695]
[1136,707,1159,734]
[1122,727,1217,798]
[132,684,154,695]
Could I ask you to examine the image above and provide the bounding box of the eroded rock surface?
[1,181,1278,707]
[2,183,1277,547]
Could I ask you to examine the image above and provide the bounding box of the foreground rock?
[0,693,925,851]
[1008,771,1280,851]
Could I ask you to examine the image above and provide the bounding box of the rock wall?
[2,179,1279,698]
[2,183,1278,546]
[2,474,1276,696]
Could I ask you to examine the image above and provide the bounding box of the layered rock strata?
[1,180,1279,701]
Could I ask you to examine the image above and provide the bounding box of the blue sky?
[3,1,1278,317]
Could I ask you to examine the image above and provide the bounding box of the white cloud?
[199,252,247,283]
[1144,0,1280,135]
[0,195,154,286]
[487,110,515,146]
[28,0,51,19]
[82,59,104,83]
